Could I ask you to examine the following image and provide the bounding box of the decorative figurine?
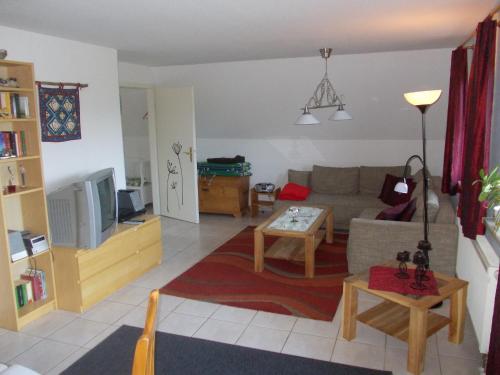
[288,207,300,223]
[395,251,411,279]
[6,166,16,193]
[411,250,427,290]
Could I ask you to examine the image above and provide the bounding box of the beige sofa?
[274,165,458,275]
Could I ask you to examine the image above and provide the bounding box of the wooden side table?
[250,187,281,217]
[342,262,468,375]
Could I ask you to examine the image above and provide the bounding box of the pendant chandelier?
[295,48,352,125]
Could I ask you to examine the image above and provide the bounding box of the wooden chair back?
[132,289,159,375]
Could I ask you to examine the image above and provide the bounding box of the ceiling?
[0,0,496,66]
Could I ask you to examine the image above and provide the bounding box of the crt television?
[47,168,117,249]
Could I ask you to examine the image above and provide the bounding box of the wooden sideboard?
[198,175,249,217]
[52,214,162,312]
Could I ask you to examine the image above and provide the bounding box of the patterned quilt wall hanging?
[38,84,82,142]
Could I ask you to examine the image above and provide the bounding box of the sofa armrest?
[347,218,458,276]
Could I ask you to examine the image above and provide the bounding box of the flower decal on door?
[166,141,186,212]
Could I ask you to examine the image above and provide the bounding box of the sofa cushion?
[412,189,440,223]
[311,165,359,194]
[278,183,311,201]
[379,174,416,206]
[359,166,407,195]
[288,169,311,187]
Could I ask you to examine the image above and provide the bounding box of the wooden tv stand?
[52,215,162,312]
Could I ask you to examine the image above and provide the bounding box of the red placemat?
[368,266,440,296]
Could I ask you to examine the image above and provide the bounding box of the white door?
[154,86,199,223]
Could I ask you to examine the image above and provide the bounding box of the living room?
[0,1,498,374]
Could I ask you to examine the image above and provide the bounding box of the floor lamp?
[394,89,442,271]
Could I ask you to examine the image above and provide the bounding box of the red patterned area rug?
[160,226,349,321]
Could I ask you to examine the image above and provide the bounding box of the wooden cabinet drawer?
[137,218,161,249]
[77,230,140,281]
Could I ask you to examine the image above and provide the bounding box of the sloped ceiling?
[0,0,496,66]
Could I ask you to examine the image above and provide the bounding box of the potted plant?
[475,166,500,232]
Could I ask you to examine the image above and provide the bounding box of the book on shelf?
[25,268,47,300]
[0,130,27,158]
[0,93,29,119]
[14,279,30,308]
[21,271,43,301]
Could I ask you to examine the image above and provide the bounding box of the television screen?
[97,176,116,233]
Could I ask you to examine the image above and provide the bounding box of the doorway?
[120,87,154,210]
[119,85,199,223]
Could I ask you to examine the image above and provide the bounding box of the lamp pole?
[416,105,432,269]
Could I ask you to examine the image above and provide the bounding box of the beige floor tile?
[0,332,41,362]
[437,330,481,362]
[107,285,151,306]
[385,346,442,375]
[282,332,335,361]
[237,325,289,352]
[21,310,78,338]
[81,300,135,324]
[293,317,340,339]
[45,347,90,375]
[49,318,110,346]
[212,305,257,325]
[331,340,385,370]
[439,355,482,375]
[387,334,439,358]
[250,311,297,331]
[11,339,79,374]
[174,299,219,317]
[83,325,122,349]
[140,294,185,312]
[193,319,246,344]
[157,312,206,336]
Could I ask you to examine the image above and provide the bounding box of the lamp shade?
[394,179,409,194]
[329,109,352,121]
[403,90,442,107]
[295,106,320,125]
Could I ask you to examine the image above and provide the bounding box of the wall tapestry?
[38,85,81,142]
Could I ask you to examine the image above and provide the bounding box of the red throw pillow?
[278,183,311,201]
[376,198,417,221]
[378,174,416,206]
[399,198,417,221]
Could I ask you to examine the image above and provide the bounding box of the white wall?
[151,48,451,185]
[118,62,154,86]
[0,25,125,191]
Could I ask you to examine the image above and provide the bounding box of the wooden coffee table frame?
[342,262,468,375]
[254,204,333,278]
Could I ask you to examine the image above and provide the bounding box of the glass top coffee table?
[254,204,333,278]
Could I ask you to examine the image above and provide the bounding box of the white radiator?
[456,230,499,353]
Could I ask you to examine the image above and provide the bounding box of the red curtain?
[488,279,500,374]
[442,47,467,195]
[459,17,496,239]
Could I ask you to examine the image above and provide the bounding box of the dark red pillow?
[378,174,416,206]
[399,198,417,221]
[376,198,417,221]
[278,183,311,201]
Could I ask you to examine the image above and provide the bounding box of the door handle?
[183,147,194,162]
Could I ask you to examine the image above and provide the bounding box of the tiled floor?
[0,214,483,374]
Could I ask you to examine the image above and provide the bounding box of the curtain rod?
[35,81,88,88]
[460,5,500,48]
